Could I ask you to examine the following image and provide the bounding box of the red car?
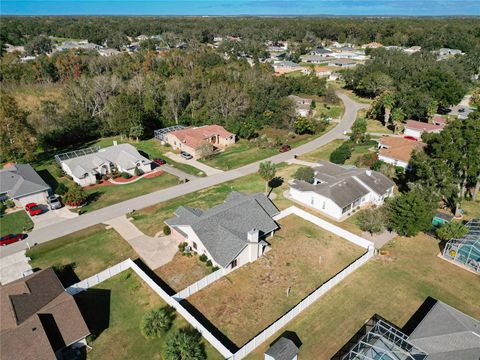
[25,203,42,216]
[153,158,167,166]
[0,234,26,247]
[404,135,418,141]
[279,144,291,153]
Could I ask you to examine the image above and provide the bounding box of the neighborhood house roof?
[379,136,426,163]
[405,120,444,132]
[329,58,357,65]
[165,192,279,267]
[265,337,300,360]
[0,164,50,199]
[0,268,90,360]
[62,143,151,179]
[408,301,480,360]
[169,125,234,150]
[290,161,394,208]
[273,61,301,68]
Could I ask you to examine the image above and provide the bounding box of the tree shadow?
[402,296,437,335]
[37,169,59,191]
[268,176,284,196]
[52,263,80,288]
[268,330,302,349]
[74,288,111,340]
[133,259,176,296]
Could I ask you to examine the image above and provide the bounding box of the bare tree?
[163,76,187,124]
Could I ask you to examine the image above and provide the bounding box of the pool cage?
[342,320,427,360]
[154,125,185,142]
[442,218,480,273]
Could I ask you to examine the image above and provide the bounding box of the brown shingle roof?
[378,136,426,163]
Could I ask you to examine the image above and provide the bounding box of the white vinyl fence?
[174,267,229,300]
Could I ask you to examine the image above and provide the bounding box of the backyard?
[187,215,365,347]
[26,225,136,281]
[77,269,223,360]
[0,210,33,237]
[244,232,480,360]
[154,253,214,293]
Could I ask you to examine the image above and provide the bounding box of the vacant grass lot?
[0,210,33,237]
[79,270,223,360]
[132,164,301,236]
[299,139,376,165]
[187,215,364,347]
[27,225,136,280]
[245,233,480,360]
[154,253,214,293]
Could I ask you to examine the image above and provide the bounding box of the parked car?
[153,158,167,166]
[25,203,42,216]
[279,144,291,153]
[181,151,193,160]
[0,234,26,246]
[404,136,418,141]
[47,195,63,210]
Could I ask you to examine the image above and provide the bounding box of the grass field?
[154,253,214,292]
[27,225,136,280]
[244,233,480,360]
[299,139,376,165]
[132,164,301,236]
[6,83,67,112]
[187,215,364,347]
[78,270,223,360]
[0,210,34,237]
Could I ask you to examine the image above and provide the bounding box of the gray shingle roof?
[290,161,394,208]
[409,301,480,360]
[265,337,299,360]
[0,164,50,199]
[165,192,279,267]
[62,144,151,179]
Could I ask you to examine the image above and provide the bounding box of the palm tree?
[427,100,438,123]
[391,107,406,134]
[381,91,395,128]
[258,161,277,194]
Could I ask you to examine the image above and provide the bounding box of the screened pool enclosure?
[442,218,480,273]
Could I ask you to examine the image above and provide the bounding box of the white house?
[404,120,444,140]
[165,192,279,271]
[60,143,152,186]
[288,95,312,117]
[289,161,395,220]
[0,164,51,206]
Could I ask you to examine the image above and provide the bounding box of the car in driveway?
[153,158,167,166]
[0,234,26,246]
[279,144,291,153]
[47,195,63,210]
[404,135,418,141]
[181,151,193,160]
[25,203,42,216]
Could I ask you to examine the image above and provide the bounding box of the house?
[438,48,464,58]
[342,299,480,360]
[361,42,383,49]
[0,164,51,206]
[432,115,447,126]
[299,54,328,64]
[313,66,334,78]
[289,161,394,220]
[0,268,90,360]
[265,336,300,360]
[288,95,312,117]
[60,143,152,186]
[404,120,444,140]
[404,45,422,54]
[98,48,121,56]
[165,125,235,159]
[378,136,426,170]
[165,192,280,270]
[328,58,357,68]
[309,47,334,57]
[272,61,302,74]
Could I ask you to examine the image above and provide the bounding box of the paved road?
[165,152,224,176]
[0,92,366,258]
[161,164,198,181]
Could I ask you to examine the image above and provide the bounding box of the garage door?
[16,192,48,206]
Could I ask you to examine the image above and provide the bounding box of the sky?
[1,0,480,16]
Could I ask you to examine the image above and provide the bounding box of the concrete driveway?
[0,251,32,285]
[29,205,78,230]
[104,216,178,269]
[165,152,224,176]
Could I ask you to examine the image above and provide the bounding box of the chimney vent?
[247,228,259,243]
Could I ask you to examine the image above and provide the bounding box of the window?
[192,242,197,250]
[322,201,326,209]
[311,197,314,205]
[342,204,352,214]
[231,259,238,268]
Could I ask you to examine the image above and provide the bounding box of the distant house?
[0,164,51,206]
[378,136,426,170]
[404,120,444,140]
[288,95,312,117]
[328,58,357,68]
[299,54,328,64]
[272,61,302,74]
[98,48,121,57]
[265,336,300,360]
[432,115,447,126]
[404,45,422,54]
[342,299,480,360]
[0,268,90,360]
[60,143,152,186]
[289,161,394,220]
[165,125,235,159]
[165,192,280,270]
[361,42,383,49]
[309,47,334,57]
[438,48,464,58]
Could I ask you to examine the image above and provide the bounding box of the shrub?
[293,117,316,135]
[294,166,315,183]
[140,307,174,339]
[64,186,88,207]
[355,153,378,168]
[212,266,220,272]
[4,199,15,208]
[357,207,385,235]
[329,143,352,164]
[199,254,207,262]
[178,242,187,253]
[0,202,6,216]
[121,172,132,179]
[134,167,144,176]
[55,182,67,195]
[96,179,102,184]
[206,260,212,267]
[163,225,171,236]
[436,221,469,241]
[163,328,206,360]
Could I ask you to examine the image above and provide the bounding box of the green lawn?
[0,210,34,237]
[299,139,376,166]
[78,270,223,360]
[81,172,178,212]
[133,163,301,236]
[245,233,480,360]
[27,225,136,280]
